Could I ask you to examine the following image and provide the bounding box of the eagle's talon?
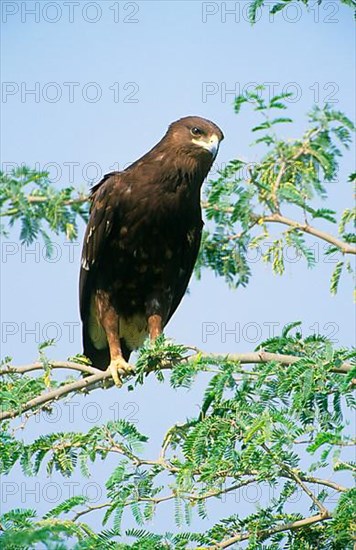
[107,357,133,387]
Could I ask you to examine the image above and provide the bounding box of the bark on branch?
[0,351,353,421]
[260,213,356,255]
[201,201,356,255]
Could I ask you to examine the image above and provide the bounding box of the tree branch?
[202,201,355,255]
[0,194,89,218]
[0,350,353,421]
[258,213,356,255]
[72,478,258,522]
[0,361,99,376]
[213,513,331,548]
[197,350,353,375]
[26,195,88,206]
[271,160,286,210]
[0,370,113,421]
[299,475,347,493]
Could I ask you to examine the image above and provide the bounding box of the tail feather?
[83,324,110,370]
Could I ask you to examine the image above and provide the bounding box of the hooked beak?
[192,134,220,159]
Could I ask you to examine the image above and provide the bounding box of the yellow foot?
[107,357,133,387]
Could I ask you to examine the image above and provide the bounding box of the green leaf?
[330,261,344,295]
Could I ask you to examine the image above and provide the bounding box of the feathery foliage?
[1,330,355,547]
[197,88,355,293]
[248,0,356,24]
[1,31,355,546]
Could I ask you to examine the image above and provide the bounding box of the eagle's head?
[166,116,224,160]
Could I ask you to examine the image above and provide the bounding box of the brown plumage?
[79,116,224,384]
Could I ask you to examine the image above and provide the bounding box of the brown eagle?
[79,116,224,385]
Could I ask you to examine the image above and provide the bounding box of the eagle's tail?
[83,324,110,371]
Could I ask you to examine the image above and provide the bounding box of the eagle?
[79,116,224,385]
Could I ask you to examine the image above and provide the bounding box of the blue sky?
[1,0,355,538]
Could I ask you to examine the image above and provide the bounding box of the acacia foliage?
[1,329,355,548]
[0,167,88,256]
[198,88,355,293]
[248,0,356,24]
[0,92,355,546]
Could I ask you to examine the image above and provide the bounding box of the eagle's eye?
[190,127,203,137]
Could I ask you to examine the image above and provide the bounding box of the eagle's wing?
[166,220,203,325]
[79,172,119,320]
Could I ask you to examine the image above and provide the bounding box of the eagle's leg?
[148,314,163,342]
[96,293,132,386]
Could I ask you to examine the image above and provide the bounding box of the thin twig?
[72,478,257,522]
[271,160,286,210]
[261,444,329,516]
